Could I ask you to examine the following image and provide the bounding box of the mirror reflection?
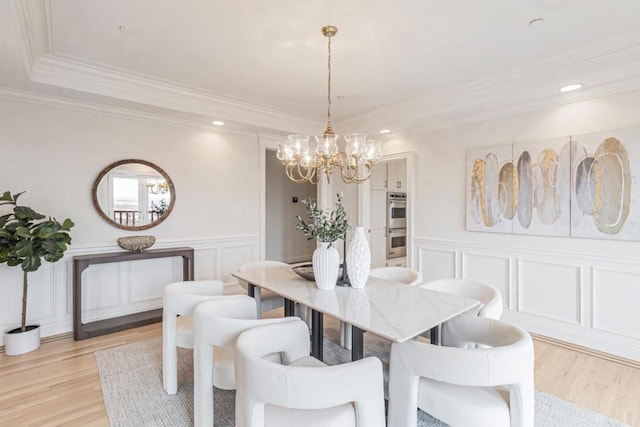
[92,159,175,230]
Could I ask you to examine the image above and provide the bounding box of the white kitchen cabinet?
[369,188,387,268]
[370,232,387,268]
[386,159,407,191]
[370,162,387,190]
[386,257,407,267]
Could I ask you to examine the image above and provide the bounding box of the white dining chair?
[235,318,386,427]
[387,315,534,427]
[341,266,423,349]
[419,278,503,345]
[162,280,224,395]
[369,266,423,286]
[193,295,297,427]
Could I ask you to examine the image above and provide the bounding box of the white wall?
[265,150,316,263]
[0,97,261,344]
[385,89,640,360]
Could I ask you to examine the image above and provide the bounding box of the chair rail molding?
[0,235,259,346]
[414,237,640,361]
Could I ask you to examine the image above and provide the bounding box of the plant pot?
[312,242,340,290]
[4,325,40,356]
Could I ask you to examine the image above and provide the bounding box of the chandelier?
[276,25,382,184]
[145,179,169,195]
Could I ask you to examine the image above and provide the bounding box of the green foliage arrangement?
[296,193,349,247]
[150,199,169,217]
[0,191,74,332]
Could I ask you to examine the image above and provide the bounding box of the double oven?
[387,192,407,259]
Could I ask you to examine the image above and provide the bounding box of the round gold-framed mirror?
[92,159,175,231]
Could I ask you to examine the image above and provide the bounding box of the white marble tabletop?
[232,266,480,343]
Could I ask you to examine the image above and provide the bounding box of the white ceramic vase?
[312,242,340,290]
[346,226,371,289]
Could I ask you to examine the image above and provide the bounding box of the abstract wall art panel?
[466,145,514,234]
[512,138,571,237]
[466,127,640,240]
[570,128,640,240]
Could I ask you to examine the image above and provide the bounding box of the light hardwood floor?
[1,318,639,426]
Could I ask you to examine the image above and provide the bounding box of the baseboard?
[532,333,640,370]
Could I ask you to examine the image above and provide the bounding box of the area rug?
[96,328,627,427]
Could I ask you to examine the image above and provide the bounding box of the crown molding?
[378,74,640,141]
[28,52,322,135]
[12,0,52,70]
[13,0,640,139]
[13,0,322,136]
[336,28,640,136]
[0,86,274,139]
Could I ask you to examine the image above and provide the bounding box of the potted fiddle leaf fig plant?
[0,191,74,355]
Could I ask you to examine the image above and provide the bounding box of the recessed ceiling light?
[560,83,583,92]
[212,121,225,126]
[379,129,391,134]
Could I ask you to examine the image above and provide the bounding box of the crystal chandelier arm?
[286,162,318,184]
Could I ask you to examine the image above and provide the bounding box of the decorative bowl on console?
[117,235,156,252]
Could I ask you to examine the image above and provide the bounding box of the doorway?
[264,149,317,263]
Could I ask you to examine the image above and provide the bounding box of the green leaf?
[0,214,11,227]
[13,240,33,257]
[15,226,31,239]
[7,258,21,267]
[14,206,45,221]
[4,222,19,233]
[41,239,58,253]
[21,255,41,272]
[44,252,63,263]
[35,226,54,239]
[0,229,12,239]
[0,247,9,262]
[61,218,74,230]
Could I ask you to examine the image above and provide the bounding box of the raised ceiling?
[4,0,640,135]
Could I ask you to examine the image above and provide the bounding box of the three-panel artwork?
[466,127,640,240]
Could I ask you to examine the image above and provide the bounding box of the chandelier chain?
[327,34,332,131]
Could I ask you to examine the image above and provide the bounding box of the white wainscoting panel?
[518,260,582,325]
[0,268,22,326]
[462,253,510,306]
[81,263,121,311]
[25,266,57,322]
[194,248,217,280]
[418,248,457,282]
[128,258,179,303]
[593,268,640,340]
[0,235,259,346]
[221,244,258,283]
[414,237,640,361]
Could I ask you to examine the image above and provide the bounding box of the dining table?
[232,265,480,361]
